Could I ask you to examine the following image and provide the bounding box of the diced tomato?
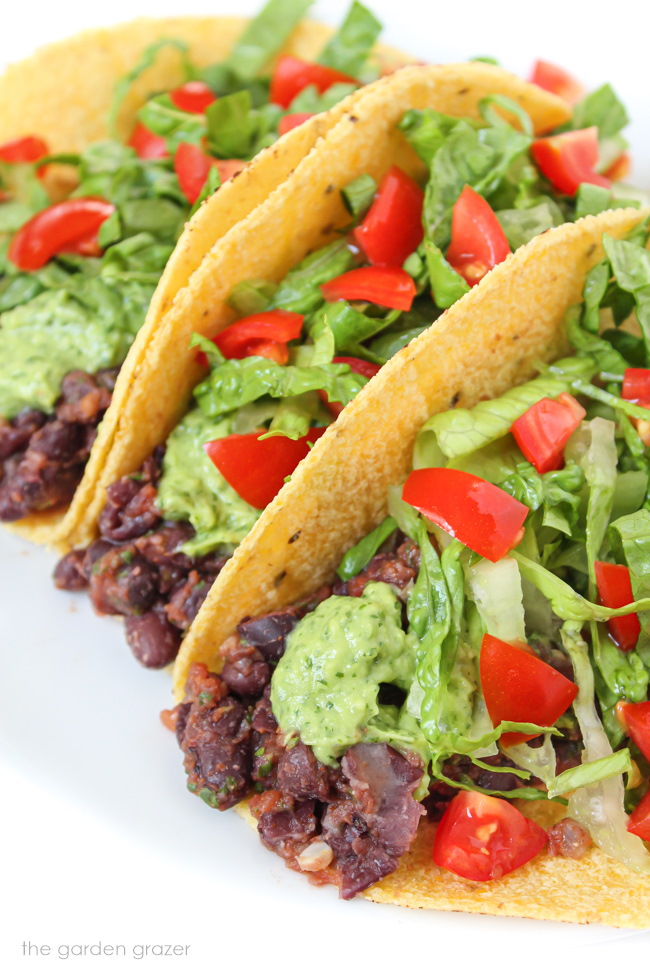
[627,788,650,841]
[270,56,356,109]
[319,356,381,417]
[278,113,315,135]
[402,468,529,562]
[353,166,424,267]
[511,392,585,473]
[604,152,631,182]
[480,635,579,747]
[242,339,289,364]
[532,127,611,196]
[214,310,304,359]
[204,426,326,509]
[170,81,216,114]
[445,186,511,286]
[128,122,169,160]
[174,142,212,204]
[8,198,115,271]
[529,60,584,105]
[616,700,650,762]
[432,791,547,881]
[61,229,104,258]
[594,561,640,652]
[321,266,416,311]
[215,158,246,183]
[174,143,245,203]
[174,142,213,203]
[0,135,49,164]
[621,370,650,446]
[622,368,650,404]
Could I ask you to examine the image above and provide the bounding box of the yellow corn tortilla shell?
[236,799,649,926]
[55,61,569,554]
[0,16,408,149]
[172,208,650,927]
[0,15,408,544]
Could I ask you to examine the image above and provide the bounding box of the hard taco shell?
[0,15,407,544]
[173,207,650,927]
[55,62,569,554]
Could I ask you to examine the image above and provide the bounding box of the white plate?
[2,1,650,969]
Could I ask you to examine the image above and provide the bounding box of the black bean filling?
[54,448,228,669]
[170,540,589,897]
[0,368,118,521]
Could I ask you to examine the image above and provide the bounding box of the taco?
[166,208,650,926]
[54,61,640,675]
[52,61,577,664]
[0,0,406,543]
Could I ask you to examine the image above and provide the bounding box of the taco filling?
[0,0,388,523]
[55,77,641,668]
[165,220,650,898]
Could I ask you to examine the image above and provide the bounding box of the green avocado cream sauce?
[0,277,152,419]
[156,406,259,558]
[271,582,424,766]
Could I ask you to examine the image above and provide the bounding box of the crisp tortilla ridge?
[0,16,408,545]
[58,61,569,554]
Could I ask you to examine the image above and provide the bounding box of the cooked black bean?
[125,605,181,668]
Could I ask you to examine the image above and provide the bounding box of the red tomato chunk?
[433,791,547,881]
[353,166,424,267]
[321,266,416,311]
[529,60,584,105]
[616,700,650,762]
[480,635,578,747]
[594,561,640,652]
[270,56,356,108]
[531,127,610,196]
[204,427,326,509]
[445,186,511,286]
[278,112,315,135]
[170,81,216,114]
[0,135,49,163]
[627,789,650,842]
[511,392,585,473]
[402,468,529,562]
[622,368,650,404]
[128,123,168,160]
[214,311,304,359]
[9,198,115,271]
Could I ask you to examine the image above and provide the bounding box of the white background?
[2,1,650,972]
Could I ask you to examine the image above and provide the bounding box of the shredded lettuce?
[603,235,650,360]
[317,1,381,78]
[271,239,358,314]
[561,623,650,874]
[337,516,397,581]
[195,356,365,420]
[341,173,377,217]
[466,557,525,642]
[221,0,314,81]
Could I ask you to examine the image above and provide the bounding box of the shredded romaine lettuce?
[561,624,650,874]
[467,557,526,643]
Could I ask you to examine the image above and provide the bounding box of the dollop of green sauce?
[271,582,422,766]
[0,277,151,418]
[156,406,259,557]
